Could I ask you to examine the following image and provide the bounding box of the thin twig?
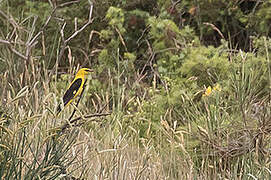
[115,27,128,52]
[136,25,150,46]
[72,112,111,124]
[0,10,19,29]
[50,1,94,77]
[0,4,58,61]
[0,39,28,60]
[61,112,111,132]
[58,0,81,8]
[203,22,225,40]
[170,0,182,14]
[65,2,93,44]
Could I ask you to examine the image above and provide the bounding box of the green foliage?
[106,7,125,32]
[25,1,51,22]
[254,1,271,35]
[251,36,271,56]
[146,16,199,79]
[98,49,115,69]
[180,45,230,86]
[230,54,270,104]
[147,17,197,49]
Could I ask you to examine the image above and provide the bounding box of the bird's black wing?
[56,78,82,114]
[62,78,83,106]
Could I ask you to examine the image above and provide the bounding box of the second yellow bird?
[57,68,93,115]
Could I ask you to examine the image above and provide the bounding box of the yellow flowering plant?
[203,84,221,97]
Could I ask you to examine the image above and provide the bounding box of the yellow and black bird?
[56,68,93,115]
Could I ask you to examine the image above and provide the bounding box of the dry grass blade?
[11,86,29,103]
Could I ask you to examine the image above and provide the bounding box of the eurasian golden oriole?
[56,68,93,115]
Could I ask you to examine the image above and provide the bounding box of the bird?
[56,68,93,115]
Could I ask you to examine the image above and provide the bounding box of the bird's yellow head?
[76,68,93,77]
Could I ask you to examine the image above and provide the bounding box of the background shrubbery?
[0,0,271,179]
